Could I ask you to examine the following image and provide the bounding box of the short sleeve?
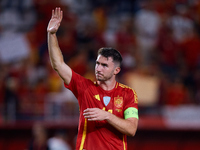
[123,89,138,111]
[123,89,138,119]
[64,70,90,99]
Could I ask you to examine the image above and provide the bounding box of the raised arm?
[47,7,72,85]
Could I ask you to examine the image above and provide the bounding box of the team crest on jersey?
[103,96,111,106]
[114,96,123,108]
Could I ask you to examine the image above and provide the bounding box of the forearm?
[106,112,138,136]
[47,8,72,84]
[83,108,138,136]
[47,32,64,70]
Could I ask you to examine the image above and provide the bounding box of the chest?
[81,88,125,117]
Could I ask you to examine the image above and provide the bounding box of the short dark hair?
[97,47,123,67]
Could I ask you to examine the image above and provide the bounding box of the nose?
[95,64,101,72]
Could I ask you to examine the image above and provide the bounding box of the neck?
[97,79,117,91]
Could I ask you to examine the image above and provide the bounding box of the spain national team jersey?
[64,70,138,150]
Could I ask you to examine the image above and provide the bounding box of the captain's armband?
[124,107,138,119]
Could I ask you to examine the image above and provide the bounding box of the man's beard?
[95,72,113,81]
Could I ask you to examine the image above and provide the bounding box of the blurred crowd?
[0,0,200,122]
[28,122,72,150]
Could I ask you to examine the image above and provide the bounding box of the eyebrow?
[96,61,108,67]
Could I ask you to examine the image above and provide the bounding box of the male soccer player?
[47,7,139,150]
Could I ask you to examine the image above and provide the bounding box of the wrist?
[105,111,111,121]
[48,31,56,35]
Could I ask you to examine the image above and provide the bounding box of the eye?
[102,64,108,67]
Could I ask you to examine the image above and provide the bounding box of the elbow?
[52,64,58,71]
[127,129,137,137]
[126,118,138,137]
[130,131,136,137]
[51,60,63,71]
[51,63,59,71]
[52,64,62,73]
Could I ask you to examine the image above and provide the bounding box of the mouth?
[96,72,103,77]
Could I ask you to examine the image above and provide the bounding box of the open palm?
[47,7,63,34]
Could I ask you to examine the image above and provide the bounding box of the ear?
[114,67,121,75]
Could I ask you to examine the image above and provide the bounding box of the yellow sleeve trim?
[124,107,138,119]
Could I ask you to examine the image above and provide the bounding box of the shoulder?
[117,83,138,102]
[117,83,136,93]
[117,83,139,106]
[64,70,95,90]
[72,70,94,83]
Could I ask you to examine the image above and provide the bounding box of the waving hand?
[47,7,63,34]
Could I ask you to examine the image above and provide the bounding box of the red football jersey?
[64,70,138,150]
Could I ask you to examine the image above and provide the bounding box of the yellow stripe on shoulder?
[119,83,138,104]
[119,83,135,90]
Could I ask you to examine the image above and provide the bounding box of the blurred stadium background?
[0,0,200,149]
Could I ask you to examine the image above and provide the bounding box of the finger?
[88,118,96,121]
[58,7,60,17]
[55,7,58,16]
[83,111,95,116]
[87,115,99,121]
[85,108,96,111]
[52,9,55,17]
[60,10,63,21]
[84,114,97,120]
[84,115,95,118]
[83,108,92,113]
[83,109,88,113]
